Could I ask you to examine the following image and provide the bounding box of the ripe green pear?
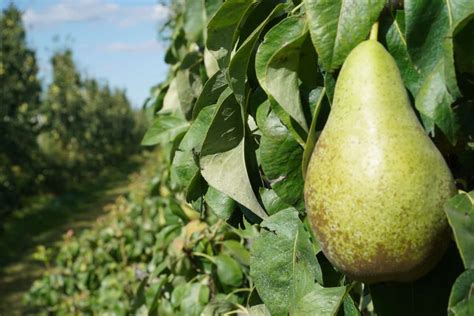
[304,39,456,283]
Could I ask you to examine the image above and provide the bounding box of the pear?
[304,39,456,283]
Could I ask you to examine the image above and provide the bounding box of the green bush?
[1,4,145,217]
[25,151,254,315]
[0,4,42,213]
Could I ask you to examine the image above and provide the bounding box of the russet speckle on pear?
[304,39,456,283]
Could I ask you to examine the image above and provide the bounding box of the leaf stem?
[291,2,304,14]
[193,252,216,264]
[369,22,379,41]
[460,191,474,204]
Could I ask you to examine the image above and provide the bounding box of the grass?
[0,154,145,315]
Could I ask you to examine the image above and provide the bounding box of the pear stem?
[369,22,379,41]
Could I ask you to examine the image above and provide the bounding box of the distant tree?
[0,4,145,218]
[0,4,41,119]
[39,50,144,178]
[0,4,42,212]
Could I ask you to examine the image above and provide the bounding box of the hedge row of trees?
[0,5,145,219]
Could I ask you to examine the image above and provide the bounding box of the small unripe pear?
[304,39,456,283]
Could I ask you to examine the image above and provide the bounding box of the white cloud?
[104,40,164,53]
[23,0,170,27]
[23,0,119,24]
[116,4,170,27]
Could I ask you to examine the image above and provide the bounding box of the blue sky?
[2,0,171,108]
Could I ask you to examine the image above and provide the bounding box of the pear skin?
[304,39,456,283]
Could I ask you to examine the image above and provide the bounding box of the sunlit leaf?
[445,191,474,269]
[448,270,474,316]
[192,70,227,119]
[228,3,285,105]
[405,0,474,143]
[304,0,385,71]
[200,89,267,219]
[141,115,189,146]
[251,208,322,316]
[207,0,259,69]
[291,284,347,316]
[215,254,243,287]
[173,105,216,201]
[255,16,309,131]
[256,99,305,211]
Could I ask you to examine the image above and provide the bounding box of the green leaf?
[168,199,189,224]
[304,0,385,72]
[206,0,259,69]
[445,191,474,269]
[298,36,325,103]
[179,50,202,70]
[166,23,187,64]
[256,100,305,211]
[178,282,210,316]
[449,270,474,316]
[204,0,223,25]
[341,295,361,316]
[323,72,336,104]
[200,89,267,219]
[303,216,322,257]
[215,254,244,287]
[205,186,236,220]
[183,0,205,43]
[255,16,309,131]
[201,140,267,220]
[451,299,474,316]
[176,66,202,120]
[228,3,286,105]
[382,10,421,95]
[204,48,220,78]
[162,77,182,113]
[130,277,147,312]
[141,114,189,146]
[233,216,260,240]
[173,105,216,200]
[222,239,250,266]
[260,188,291,216]
[405,0,474,143]
[291,284,347,316]
[302,87,326,179]
[145,80,170,115]
[202,300,237,316]
[406,0,474,73]
[237,0,283,46]
[250,208,322,316]
[192,70,228,119]
[255,17,302,94]
[413,56,459,142]
[146,276,168,314]
[169,130,187,168]
[248,304,272,316]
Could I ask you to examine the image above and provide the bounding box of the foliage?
[23,0,474,314]
[0,4,145,219]
[25,151,254,315]
[141,0,474,314]
[0,4,42,213]
[38,50,144,183]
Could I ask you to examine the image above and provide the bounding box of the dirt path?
[0,157,143,315]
